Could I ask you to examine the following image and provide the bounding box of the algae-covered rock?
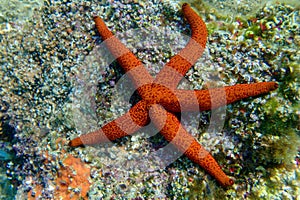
[0,0,43,23]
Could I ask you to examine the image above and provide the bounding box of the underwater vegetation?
[0,171,16,200]
[180,1,299,199]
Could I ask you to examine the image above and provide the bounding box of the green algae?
[277,62,300,103]
[0,171,16,200]
[186,178,234,200]
[244,25,262,39]
[267,129,299,164]
[174,1,299,199]
[258,85,299,165]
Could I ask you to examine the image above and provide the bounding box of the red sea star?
[69,3,278,187]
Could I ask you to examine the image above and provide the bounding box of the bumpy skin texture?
[158,82,279,112]
[154,3,208,89]
[69,3,278,187]
[68,101,149,147]
[149,104,234,187]
[93,16,153,98]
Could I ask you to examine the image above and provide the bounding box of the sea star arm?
[94,3,208,93]
[69,100,149,147]
[149,104,234,187]
[154,82,278,112]
[93,16,154,97]
[154,3,207,89]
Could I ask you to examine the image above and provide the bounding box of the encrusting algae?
[28,153,91,200]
